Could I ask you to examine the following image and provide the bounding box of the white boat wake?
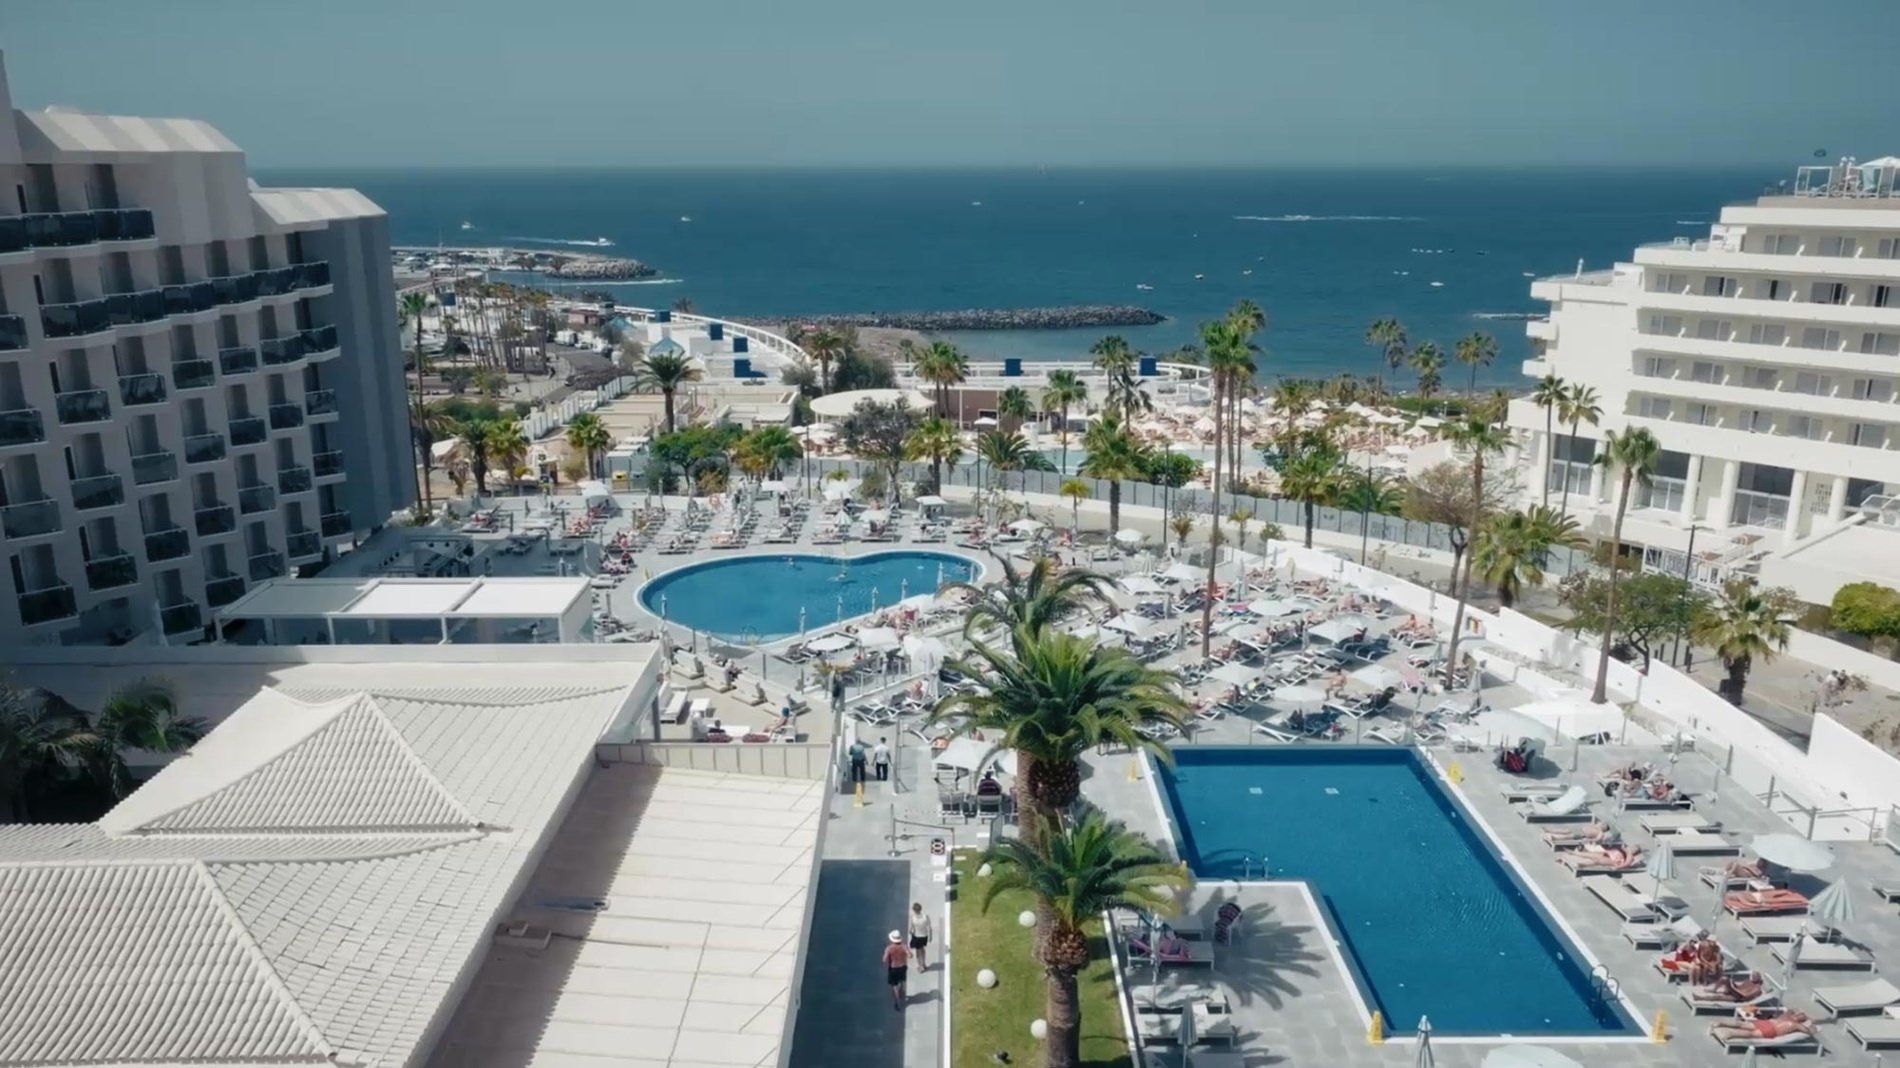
[1234,214,1423,222]
[504,236,618,248]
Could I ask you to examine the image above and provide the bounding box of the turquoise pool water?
[638,551,978,640]
[1157,747,1636,1037]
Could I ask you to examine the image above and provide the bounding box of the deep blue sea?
[262,167,1780,386]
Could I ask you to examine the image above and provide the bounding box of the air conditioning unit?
[494,921,551,950]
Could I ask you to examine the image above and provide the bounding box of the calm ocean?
[261,166,1780,387]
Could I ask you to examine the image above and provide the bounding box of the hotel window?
[1800,327,1843,350]
[1641,356,1676,378]
[1852,423,1889,449]
[1638,396,1674,420]
[1853,378,1894,403]
[1761,234,1800,255]
[1818,235,1858,258]
[1809,281,1849,305]
[1788,415,1825,440]
[1763,279,1786,301]
[1792,371,1832,396]
[1747,323,1788,346]
[1703,275,1740,298]
[1688,361,1724,384]
[1651,273,1690,294]
[1686,402,1718,425]
[1747,367,1779,390]
[1880,238,1900,259]
[1862,332,1900,357]
[1742,409,1774,433]
[1875,285,1896,309]
[1646,314,1684,336]
[1695,319,1732,341]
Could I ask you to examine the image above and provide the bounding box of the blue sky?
[3,0,1895,168]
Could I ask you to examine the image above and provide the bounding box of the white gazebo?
[215,577,593,646]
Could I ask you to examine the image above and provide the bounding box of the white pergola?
[216,577,592,645]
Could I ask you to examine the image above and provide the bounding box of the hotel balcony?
[237,483,276,515]
[39,299,112,340]
[286,528,321,560]
[1731,489,1792,530]
[0,314,25,351]
[229,417,266,447]
[320,510,352,538]
[17,584,77,627]
[1636,288,1900,330]
[304,389,338,417]
[172,358,215,390]
[131,450,178,487]
[0,408,45,448]
[204,574,245,608]
[219,346,259,376]
[144,526,190,562]
[1635,241,1900,283]
[0,208,155,253]
[209,272,260,307]
[277,466,312,495]
[54,388,111,426]
[118,372,167,407]
[247,551,284,582]
[160,602,201,636]
[183,432,227,465]
[84,553,138,592]
[70,473,125,512]
[162,281,218,316]
[104,289,167,328]
[268,403,304,431]
[313,450,344,479]
[260,335,307,367]
[2,498,61,539]
[194,503,236,537]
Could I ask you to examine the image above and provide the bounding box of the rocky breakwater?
[792,305,1165,331]
[545,257,657,281]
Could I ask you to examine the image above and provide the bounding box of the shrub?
[1830,582,1900,640]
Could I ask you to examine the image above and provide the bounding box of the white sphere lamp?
[1030,1019,1047,1039]
[1017,909,1037,928]
[976,968,998,989]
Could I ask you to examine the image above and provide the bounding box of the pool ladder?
[1589,963,1621,1006]
[1239,851,1270,880]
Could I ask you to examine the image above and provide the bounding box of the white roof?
[0,673,635,1068]
[452,580,587,618]
[220,578,590,623]
[809,388,930,419]
[345,580,473,617]
[18,106,241,156]
[251,186,387,226]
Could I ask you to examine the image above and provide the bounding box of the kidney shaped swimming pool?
[638,551,979,640]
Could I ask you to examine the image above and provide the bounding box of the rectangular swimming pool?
[1156,747,1637,1036]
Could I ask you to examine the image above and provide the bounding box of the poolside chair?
[1724,888,1810,916]
[1680,977,1780,1015]
[1709,1025,1823,1055]
[1135,1009,1238,1047]
[1558,850,1646,877]
[1619,789,1696,811]
[1650,829,1737,855]
[1772,938,1876,972]
[1125,935,1214,967]
[1513,789,1593,823]
[1738,914,1825,945]
[1874,883,1900,904]
[1812,977,1900,1018]
[1639,811,1720,834]
[1582,875,1661,922]
[1500,782,1573,803]
[1624,914,1706,950]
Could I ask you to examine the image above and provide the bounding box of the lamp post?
[1161,441,1173,556]
[1674,524,1705,668]
[1359,451,1374,566]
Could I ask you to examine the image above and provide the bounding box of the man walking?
[882,930,909,1010]
[872,736,892,782]
[848,738,868,785]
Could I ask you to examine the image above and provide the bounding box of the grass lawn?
[950,850,1133,1068]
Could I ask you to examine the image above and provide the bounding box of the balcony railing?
[55,388,111,425]
[229,417,266,447]
[1731,489,1791,530]
[304,324,339,354]
[70,473,125,511]
[320,510,353,538]
[184,432,227,464]
[205,575,246,607]
[194,504,235,536]
[85,554,138,591]
[162,281,217,316]
[104,289,166,327]
[260,335,306,366]
[286,529,321,559]
[131,450,177,486]
[238,483,276,514]
[209,272,260,306]
[1,498,61,539]
[313,449,344,478]
[0,407,44,447]
[160,602,201,635]
[304,389,338,416]
[144,526,190,561]
[293,261,331,289]
[247,551,284,582]
[0,314,25,351]
[277,466,312,494]
[218,346,258,376]
[119,372,168,406]
[40,299,111,339]
[172,359,215,390]
[0,208,154,253]
[268,403,304,430]
[18,584,77,627]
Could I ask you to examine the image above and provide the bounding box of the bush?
[513,401,533,419]
[1830,582,1900,640]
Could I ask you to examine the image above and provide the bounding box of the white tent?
[759,480,788,494]
[902,633,948,671]
[1516,696,1656,744]
[1210,663,1262,687]
[1308,619,1364,645]
[805,633,855,654]
[821,480,859,501]
[577,480,611,504]
[1114,529,1145,546]
[1351,664,1406,690]
[1161,562,1202,583]
[915,494,948,507]
[860,508,891,523]
[1120,575,1166,596]
[1102,615,1159,639]
[1008,518,1045,533]
[1248,599,1300,617]
[857,626,902,652]
[1064,621,1102,641]
[897,593,941,612]
[973,415,999,427]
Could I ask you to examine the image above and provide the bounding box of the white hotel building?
[1507,157,1900,604]
[0,53,410,644]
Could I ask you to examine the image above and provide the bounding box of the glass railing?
[268,403,304,430]
[55,389,111,424]
[0,314,25,351]
[104,289,166,326]
[0,408,44,447]
[71,473,125,511]
[304,389,338,415]
[144,526,190,561]
[286,529,321,559]
[1731,490,1791,530]
[248,551,284,582]
[277,466,312,494]
[0,208,151,251]
[163,281,217,316]
[85,554,138,591]
[238,483,276,514]
[21,211,95,247]
[160,602,201,635]
[320,510,352,537]
[2,498,61,539]
[40,299,111,339]
[260,334,305,365]
[94,209,156,242]
[304,324,339,353]
[119,372,167,406]
[229,417,266,446]
[210,272,260,306]
[218,346,258,375]
[172,359,215,390]
[313,449,344,477]
[292,261,331,289]
[131,450,177,486]
[194,504,235,536]
[205,575,246,607]
[18,584,77,626]
[255,267,292,298]
[184,433,227,464]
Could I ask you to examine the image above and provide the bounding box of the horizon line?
[250,160,1809,175]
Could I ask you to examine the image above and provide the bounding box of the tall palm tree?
[979,810,1188,1068]
[410,396,455,510]
[939,555,1109,642]
[1041,369,1088,473]
[485,420,530,490]
[1471,506,1582,608]
[1079,413,1144,536]
[1338,467,1404,564]
[93,680,204,798]
[803,326,850,394]
[456,417,495,497]
[1442,416,1511,674]
[738,425,801,479]
[1227,506,1252,556]
[1198,313,1258,653]
[1278,434,1346,549]
[1223,301,1265,498]
[1091,336,1150,418]
[1408,341,1446,405]
[1060,478,1090,530]
[630,350,701,433]
[1556,383,1603,520]
[565,413,612,479]
[913,341,969,416]
[398,293,431,511]
[976,430,1042,492]
[997,385,1034,432]
[0,685,99,821]
[1364,317,1409,371]
[671,296,695,314]
[1530,374,1569,508]
[904,417,962,492]
[1692,580,1793,706]
[1590,426,1662,703]
[1454,332,1498,399]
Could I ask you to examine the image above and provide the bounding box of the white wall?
[1786,627,1900,694]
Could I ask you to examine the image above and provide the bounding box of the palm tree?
[1224,301,1265,497]
[998,385,1034,431]
[1471,506,1582,608]
[913,341,969,416]
[630,350,701,433]
[939,555,1109,643]
[1556,383,1603,520]
[1530,374,1568,508]
[1278,438,1346,549]
[565,413,612,479]
[456,417,495,497]
[398,293,431,510]
[803,326,850,394]
[979,810,1188,1068]
[1060,478,1090,530]
[1364,317,1409,371]
[1227,506,1253,556]
[1091,336,1151,418]
[1590,426,1662,703]
[1041,369,1088,473]
[1408,341,1446,405]
[1079,413,1144,534]
[976,430,1039,492]
[1442,416,1512,674]
[0,684,104,821]
[410,397,455,510]
[486,420,530,491]
[671,296,695,314]
[93,680,204,798]
[1693,580,1793,706]
[904,417,962,492]
[1454,332,1498,399]
[738,425,801,479]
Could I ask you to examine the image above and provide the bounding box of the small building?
[214,576,592,645]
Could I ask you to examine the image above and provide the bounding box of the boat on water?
[1241,269,1253,275]
[583,237,613,247]
[459,221,473,230]
[679,216,692,223]
[1429,280,1445,287]
[1193,273,1205,280]
[1136,283,1154,290]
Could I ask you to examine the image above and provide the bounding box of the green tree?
[1364,317,1409,371]
[978,811,1188,1068]
[1693,579,1794,706]
[800,325,851,394]
[975,430,1050,492]
[998,385,1035,429]
[941,555,1109,643]
[914,341,969,415]
[93,680,204,799]
[1139,449,1200,488]
[903,416,963,492]
[0,684,100,821]
[565,412,612,479]
[1408,341,1446,404]
[1060,478,1090,530]
[410,397,455,511]
[1830,582,1900,641]
[735,425,801,479]
[1041,369,1088,474]
[1079,413,1144,534]
[485,420,530,490]
[1590,427,1663,703]
[1454,331,1498,399]
[1337,467,1404,565]
[398,292,432,511]
[838,397,923,491]
[1442,417,1512,672]
[1277,432,1347,549]
[1472,506,1582,608]
[1227,506,1252,556]
[630,350,701,434]
[1556,383,1602,520]
[671,295,695,314]
[1530,374,1569,509]
[1558,569,1698,671]
[1091,336,1151,418]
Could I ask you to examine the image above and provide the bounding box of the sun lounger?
[1135,1009,1239,1046]
[1500,782,1572,802]
[1558,851,1646,876]
[1583,875,1660,922]
[1252,715,1298,742]
[1620,792,1696,811]
[1639,811,1719,833]
[1514,797,1594,823]
[1624,915,1706,949]
[1849,1017,1900,1049]
[1652,829,1737,855]
[1126,937,1214,967]
[1709,1027,1822,1055]
[1874,884,1900,904]
[1680,982,1779,1015]
[1773,939,1877,971]
[1725,889,1809,916]
[1739,914,1826,944]
[1812,978,1900,1018]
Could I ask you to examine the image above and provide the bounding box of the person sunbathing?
[1155,930,1189,958]
[1725,888,1808,912]
[1719,857,1767,881]
[1694,972,1765,1003]
[1710,1011,1812,1044]
[1546,821,1617,846]
[1644,778,1679,801]
[1568,844,1641,869]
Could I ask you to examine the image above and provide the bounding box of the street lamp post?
[1360,452,1374,566]
[1674,523,1705,668]
[1161,441,1173,556]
